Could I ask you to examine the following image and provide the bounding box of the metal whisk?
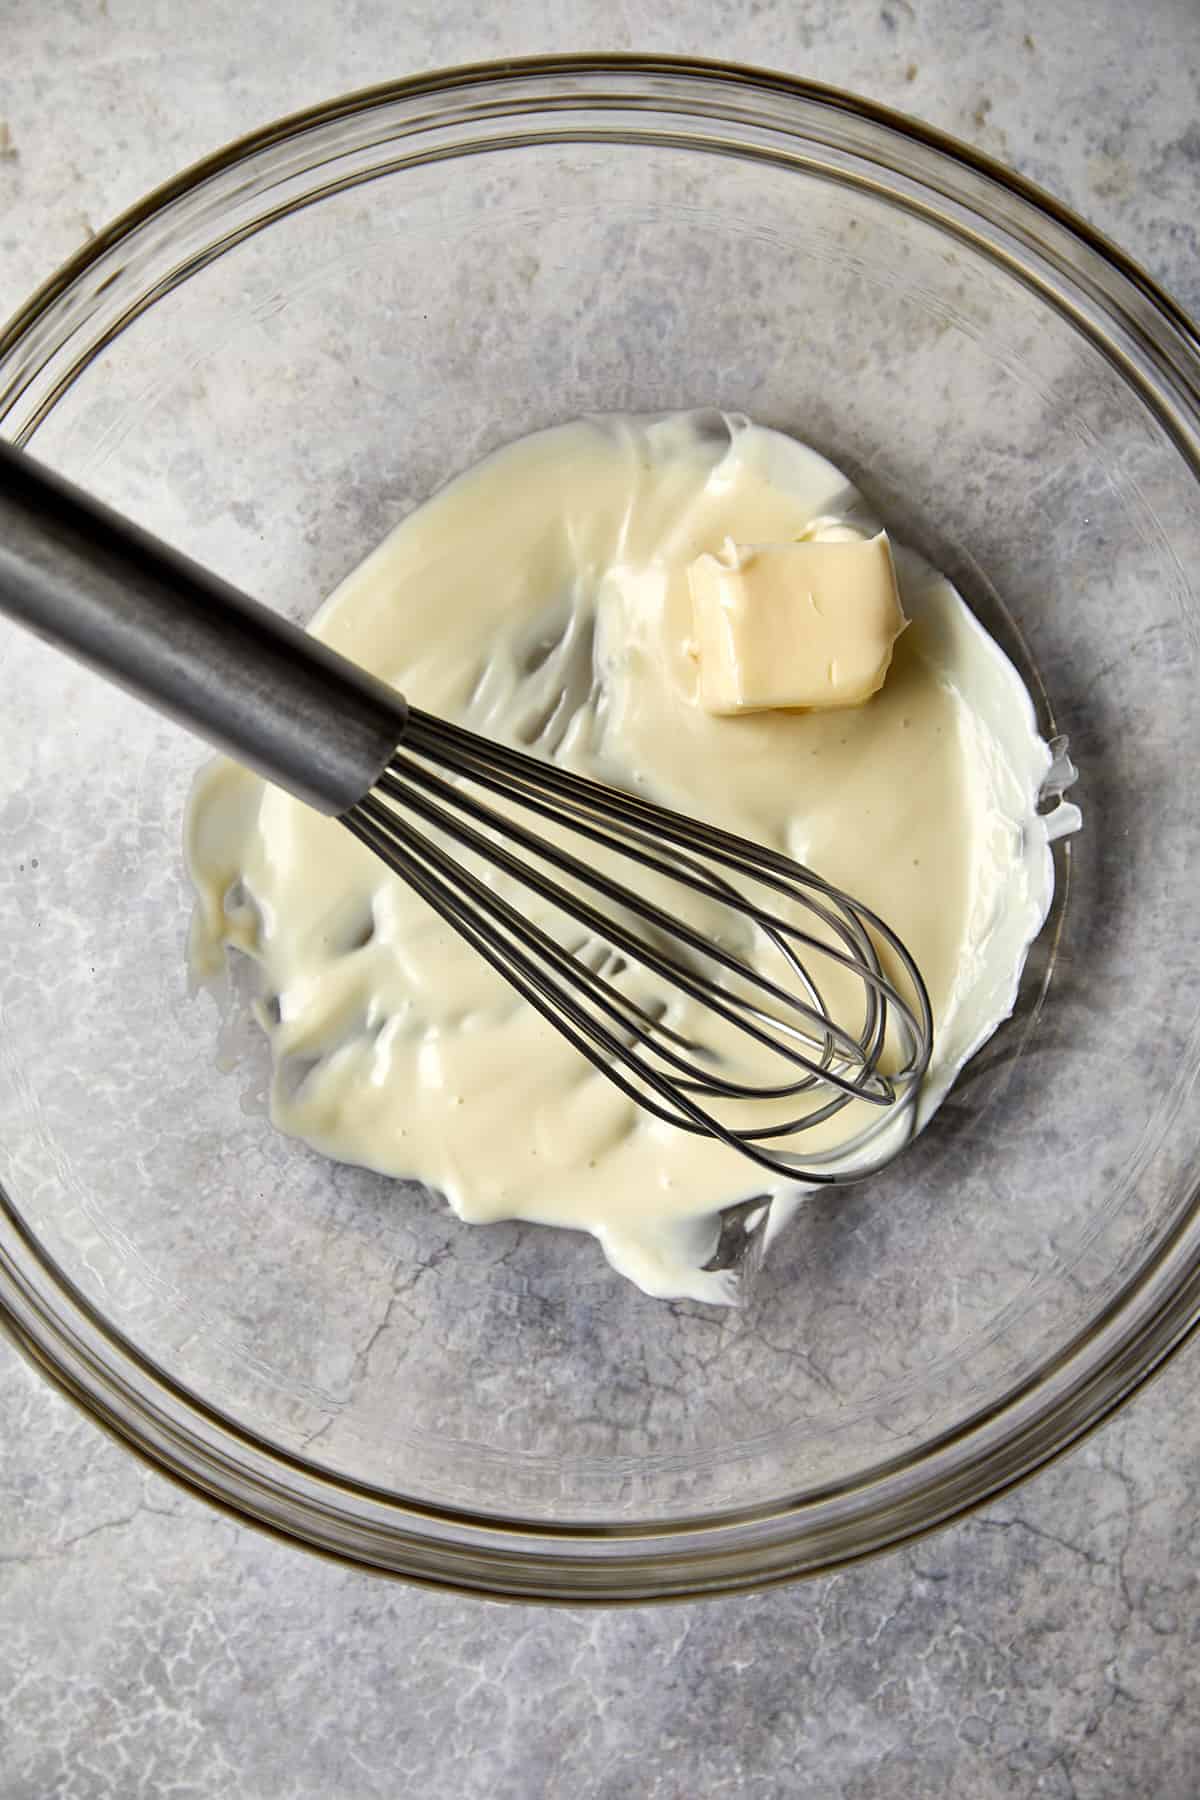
[0,441,931,1180]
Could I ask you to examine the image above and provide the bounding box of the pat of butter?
[687,532,906,714]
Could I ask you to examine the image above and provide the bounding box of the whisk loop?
[342,708,933,1181]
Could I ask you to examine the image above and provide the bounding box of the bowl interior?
[3,70,1200,1543]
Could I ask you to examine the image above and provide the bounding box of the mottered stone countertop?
[2,3,1199,1795]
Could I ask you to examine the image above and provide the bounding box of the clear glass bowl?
[3,56,1200,1602]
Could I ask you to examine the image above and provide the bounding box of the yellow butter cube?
[687,532,906,714]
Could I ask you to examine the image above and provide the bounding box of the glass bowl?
[3,56,1200,1603]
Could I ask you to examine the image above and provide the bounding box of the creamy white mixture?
[187,412,1072,1302]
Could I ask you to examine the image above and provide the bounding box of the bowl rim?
[3,52,1200,368]
[3,52,1200,1602]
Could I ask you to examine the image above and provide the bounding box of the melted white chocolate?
[186,413,1061,1302]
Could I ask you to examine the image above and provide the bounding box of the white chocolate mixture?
[187,413,1066,1302]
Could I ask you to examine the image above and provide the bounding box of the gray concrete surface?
[2,3,1200,1795]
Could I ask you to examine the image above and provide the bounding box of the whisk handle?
[0,440,409,814]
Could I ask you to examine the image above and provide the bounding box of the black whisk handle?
[0,438,408,814]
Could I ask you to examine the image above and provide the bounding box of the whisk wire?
[401,712,902,1008]
[340,708,934,1181]
[400,707,931,1069]
[359,783,885,1147]
[375,758,890,1100]
[341,801,780,1153]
